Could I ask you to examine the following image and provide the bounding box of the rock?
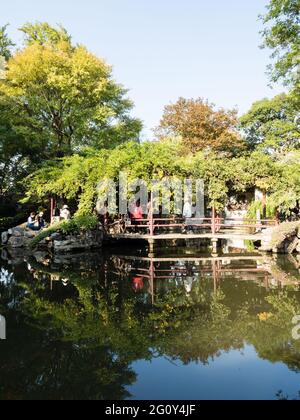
[8,227,24,237]
[50,232,63,240]
[53,230,103,253]
[7,236,25,248]
[1,231,9,245]
[33,251,50,263]
[24,230,37,239]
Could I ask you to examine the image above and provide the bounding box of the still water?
[0,245,300,400]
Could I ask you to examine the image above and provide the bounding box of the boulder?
[8,227,24,237]
[53,230,103,253]
[1,231,9,245]
[261,222,300,254]
[24,230,37,239]
[7,236,25,248]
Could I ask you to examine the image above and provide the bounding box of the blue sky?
[2,0,283,138]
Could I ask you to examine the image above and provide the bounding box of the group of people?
[26,205,71,232]
[26,212,46,231]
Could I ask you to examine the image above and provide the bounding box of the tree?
[261,0,300,90]
[0,23,142,159]
[240,93,300,154]
[269,151,300,215]
[20,22,71,46]
[0,24,14,61]
[156,98,246,154]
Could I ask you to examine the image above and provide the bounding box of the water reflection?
[0,248,300,400]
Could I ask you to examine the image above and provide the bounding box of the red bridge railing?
[108,215,279,236]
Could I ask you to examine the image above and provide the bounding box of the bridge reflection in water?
[8,249,298,305]
[1,248,300,400]
[110,254,300,304]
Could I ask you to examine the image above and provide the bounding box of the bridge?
[107,214,278,252]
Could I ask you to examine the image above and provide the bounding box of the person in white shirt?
[183,200,194,233]
[60,205,71,221]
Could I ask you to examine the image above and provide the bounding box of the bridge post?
[212,205,216,235]
[211,238,219,255]
[149,191,154,236]
[148,239,154,254]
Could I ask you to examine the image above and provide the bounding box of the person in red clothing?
[130,200,144,232]
[132,276,144,292]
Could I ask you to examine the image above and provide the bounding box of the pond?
[0,245,300,400]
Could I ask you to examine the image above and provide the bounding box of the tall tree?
[0,23,142,159]
[156,98,245,154]
[240,93,300,154]
[261,0,300,90]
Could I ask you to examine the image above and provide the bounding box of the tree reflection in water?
[0,248,300,400]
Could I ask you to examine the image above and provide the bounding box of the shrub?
[30,215,99,248]
[246,200,276,220]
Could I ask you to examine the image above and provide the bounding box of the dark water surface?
[0,245,300,400]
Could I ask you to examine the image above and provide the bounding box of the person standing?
[183,199,193,234]
[60,205,71,221]
[130,201,143,232]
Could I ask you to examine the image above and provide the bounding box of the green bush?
[246,200,276,220]
[60,215,99,235]
[30,215,99,248]
[30,225,61,248]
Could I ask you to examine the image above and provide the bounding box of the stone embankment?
[261,222,300,254]
[1,225,103,253]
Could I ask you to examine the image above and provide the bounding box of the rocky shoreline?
[2,221,300,255]
[1,225,104,253]
[260,222,300,254]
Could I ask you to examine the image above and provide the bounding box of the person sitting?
[52,207,61,224]
[37,212,46,229]
[60,205,71,221]
[27,212,40,231]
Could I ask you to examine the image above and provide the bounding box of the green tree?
[261,0,300,90]
[240,93,300,154]
[0,23,141,158]
[20,22,71,46]
[0,24,14,60]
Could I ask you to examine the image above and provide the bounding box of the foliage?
[246,198,277,220]
[156,97,246,154]
[262,0,300,95]
[0,22,141,214]
[269,151,300,214]
[30,214,99,247]
[20,22,71,46]
[260,0,300,91]
[0,24,14,61]
[0,25,141,157]
[22,140,300,214]
[240,93,300,154]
